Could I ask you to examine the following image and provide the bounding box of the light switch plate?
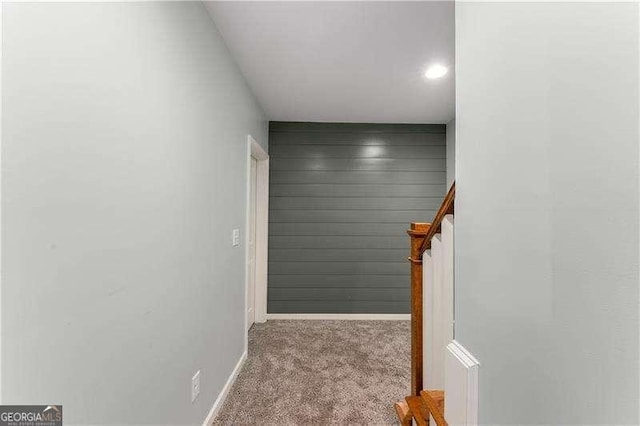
[232,229,240,247]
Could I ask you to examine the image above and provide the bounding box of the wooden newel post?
[407,222,431,397]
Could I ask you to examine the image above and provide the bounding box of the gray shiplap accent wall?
[268,122,446,313]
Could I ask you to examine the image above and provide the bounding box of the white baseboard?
[202,350,247,426]
[265,313,410,320]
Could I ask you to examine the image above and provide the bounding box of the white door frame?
[247,156,257,330]
[246,135,268,333]
[0,3,4,404]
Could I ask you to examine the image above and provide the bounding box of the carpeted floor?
[213,320,410,425]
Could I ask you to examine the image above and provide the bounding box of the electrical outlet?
[232,229,240,247]
[191,370,200,403]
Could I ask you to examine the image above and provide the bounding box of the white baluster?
[442,215,454,345]
[431,234,444,389]
[423,249,434,389]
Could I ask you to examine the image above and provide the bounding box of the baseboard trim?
[202,350,247,426]
[266,313,410,320]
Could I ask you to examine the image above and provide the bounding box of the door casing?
[245,135,269,344]
[247,156,257,330]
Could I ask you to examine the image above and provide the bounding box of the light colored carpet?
[213,320,410,425]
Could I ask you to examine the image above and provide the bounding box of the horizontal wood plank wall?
[268,122,446,314]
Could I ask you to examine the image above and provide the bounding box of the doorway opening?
[246,135,269,335]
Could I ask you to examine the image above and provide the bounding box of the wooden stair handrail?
[418,182,455,258]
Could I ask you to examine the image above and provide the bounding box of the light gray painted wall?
[2,3,267,424]
[455,2,639,424]
[268,122,446,313]
[446,118,455,188]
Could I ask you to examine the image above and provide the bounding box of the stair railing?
[395,181,455,426]
[418,182,455,258]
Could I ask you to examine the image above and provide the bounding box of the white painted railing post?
[431,234,444,389]
[422,249,434,389]
[442,215,455,344]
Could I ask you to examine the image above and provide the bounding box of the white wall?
[446,118,455,188]
[1,2,267,424]
[455,2,639,424]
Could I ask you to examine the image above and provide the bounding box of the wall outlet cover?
[232,229,240,247]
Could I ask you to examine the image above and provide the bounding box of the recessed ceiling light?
[425,64,448,80]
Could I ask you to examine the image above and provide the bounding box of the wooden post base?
[394,400,412,426]
[395,391,447,426]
